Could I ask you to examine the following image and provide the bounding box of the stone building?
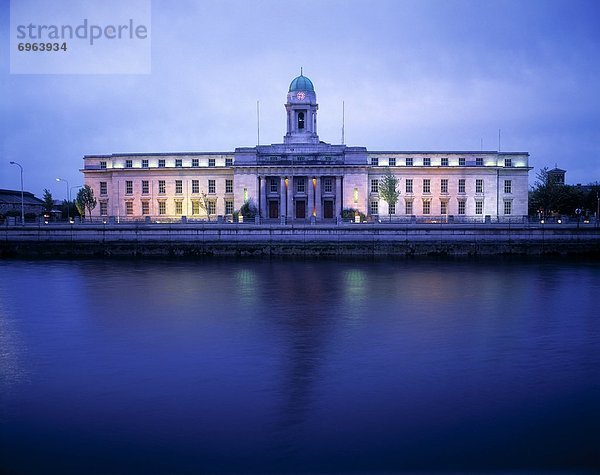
[82,73,530,222]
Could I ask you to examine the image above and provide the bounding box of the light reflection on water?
[0,258,599,474]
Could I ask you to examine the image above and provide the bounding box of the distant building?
[547,167,566,185]
[0,189,44,216]
[82,73,531,221]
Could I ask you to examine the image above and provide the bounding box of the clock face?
[296,91,306,101]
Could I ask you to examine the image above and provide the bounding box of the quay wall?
[1,223,599,257]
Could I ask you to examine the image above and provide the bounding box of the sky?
[1,0,599,200]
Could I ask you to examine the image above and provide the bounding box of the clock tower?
[284,71,319,144]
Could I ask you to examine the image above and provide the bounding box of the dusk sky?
[2,0,599,200]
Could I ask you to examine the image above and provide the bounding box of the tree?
[76,185,97,222]
[198,191,211,221]
[42,189,54,216]
[239,199,257,219]
[379,168,400,221]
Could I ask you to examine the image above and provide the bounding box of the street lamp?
[9,161,24,224]
[56,177,70,222]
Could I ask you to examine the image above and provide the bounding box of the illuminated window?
[100,182,107,195]
[126,181,133,195]
[476,157,483,166]
[158,159,165,168]
[476,179,484,193]
[458,200,466,215]
[406,157,413,166]
[142,159,149,168]
[459,157,465,166]
[208,201,216,215]
[208,158,216,167]
[440,200,448,215]
[125,159,133,168]
[423,200,431,214]
[142,201,149,215]
[192,180,199,194]
[475,201,483,215]
[158,181,166,194]
[458,179,466,193]
[370,200,379,215]
[175,180,182,194]
[158,201,166,215]
[142,181,149,194]
[441,158,449,167]
[175,159,182,168]
[423,179,431,194]
[505,158,512,167]
[175,201,183,214]
[371,157,379,166]
[298,112,305,129]
[208,180,216,194]
[389,157,396,166]
[423,157,431,166]
[100,161,107,169]
[100,202,107,216]
[405,200,413,215]
[225,200,234,215]
[126,201,133,215]
[243,188,248,202]
[324,177,333,193]
[504,200,512,215]
[192,159,199,167]
[441,179,448,194]
[504,180,512,194]
[225,157,233,166]
[226,179,233,194]
[389,202,395,214]
[371,179,379,193]
[192,200,200,215]
[353,187,358,203]
[406,179,413,193]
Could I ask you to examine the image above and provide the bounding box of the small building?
[0,189,44,217]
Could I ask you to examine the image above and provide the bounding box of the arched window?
[298,112,305,129]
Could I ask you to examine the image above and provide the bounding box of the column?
[287,177,294,220]
[280,176,286,218]
[307,176,314,219]
[335,176,342,218]
[315,177,322,220]
[259,176,267,219]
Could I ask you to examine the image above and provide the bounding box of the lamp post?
[56,178,70,222]
[9,161,24,224]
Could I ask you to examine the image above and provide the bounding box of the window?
[125,181,133,195]
[142,180,149,194]
[158,159,165,168]
[324,177,333,193]
[125,159,133,168]
[142,159,149,168]
[225,200,234,215]
[476,179,484,193]
[441,157,449,167]
[389,157,396,166]
[388,202,395,214]
[423,200,431,214]
[175,201,183,214]
[371,157,379,166]
[423,179,431,194]
[208,201,216,215]
[458,179,466,193]
[297,178,305,193]
[158,180,166,194]
[353,187,358,204]
[423,157,431,166]
[370,200,379,215]
[298,111,305,129]
[175,159,182,168]
[505,158,512,167]
[225,157,233,167]
[459,157,466,166]
[191,201,200,215]
[192,180,199,194]
[504,180,512,194]
[158,201,166,215]
[100,182,107,195]
[142,201,149,215]
[441,179,448,194]
[475,201,483,215]
[175,180,182,194]
[100,161,107,169]
[226,179,233,194]
[208,158,216,167]
[100,202,108,216]
[458,200,466,215]
[504,200,512,215]
[243,188,248,202]
[440,200,448,215]
[126,201,133,215]
[208,179,216,194]
[406,157,413,166]
[371,179,379,193]
[405,200,413,215]
[270,178,278,193]
[476,157,483,166]
[192,158,199,168]
[406,179,413,193]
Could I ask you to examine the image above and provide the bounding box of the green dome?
[289,74,314,92]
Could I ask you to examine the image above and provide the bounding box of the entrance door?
[269,200,279,219]
[296,200,306,219]
[323,200,334,219]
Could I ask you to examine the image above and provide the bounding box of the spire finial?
[300,66,303,76]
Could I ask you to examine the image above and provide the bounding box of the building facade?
[82,74,530,222]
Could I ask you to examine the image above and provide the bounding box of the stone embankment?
[1,223,599,257]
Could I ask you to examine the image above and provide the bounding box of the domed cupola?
[284,69,319,145]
